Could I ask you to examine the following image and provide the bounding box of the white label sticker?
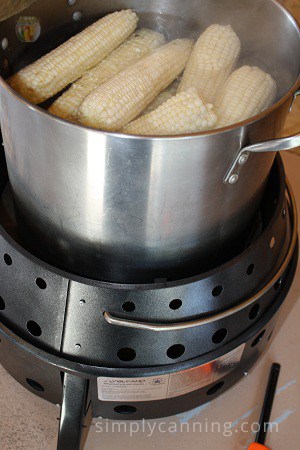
[97,375,169,402]
[97,344,245,402]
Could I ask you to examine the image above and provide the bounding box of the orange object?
[248,443,270,450]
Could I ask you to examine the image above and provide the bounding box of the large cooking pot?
[0,0,299,283]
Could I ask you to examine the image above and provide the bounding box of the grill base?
[0,155,298,449]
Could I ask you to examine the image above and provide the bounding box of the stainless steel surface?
[104,181,298,331]
[289,88,300,111]
[0,0,299,282]
[224,133,300,183]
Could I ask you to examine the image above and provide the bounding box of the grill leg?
[57,373,90,450]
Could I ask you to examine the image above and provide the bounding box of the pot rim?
[0,0,299,141]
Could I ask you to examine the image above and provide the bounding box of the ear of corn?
[178,24,241,103]
[49,29,165,121]
[141,78,180,115]
[122,88,218,135]
[8,10,138,104]
[78,39,194,131]
[215,65,277,128]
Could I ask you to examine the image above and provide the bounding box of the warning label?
[97,344,245,402]
[97,375,169,402]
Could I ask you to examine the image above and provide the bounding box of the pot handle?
[102,182,297,333]
[224,90,300,184]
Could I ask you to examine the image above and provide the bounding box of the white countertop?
[0,152,299,450]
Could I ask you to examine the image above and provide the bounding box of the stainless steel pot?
[0,0,299,283]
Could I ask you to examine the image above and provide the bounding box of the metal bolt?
[79,299,86,305]
[68,0,77,5]
[73,11,83,21]
[75,343,81,349]
[2,38,8,51]
[229,174,239,184]
[238,153,249,165]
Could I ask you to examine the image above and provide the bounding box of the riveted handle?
[224,90,300,184]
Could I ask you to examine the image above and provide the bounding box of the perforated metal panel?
[0,157,292,366]
[0,231,69,352]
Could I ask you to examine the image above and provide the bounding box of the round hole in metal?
[212,328,228,344]
[73,11,83,21]
[26,378,45,392]
[212,285,223,297]
[274,278,282,291]
[4,253,12,265]
[169,299,182,310]
[27,320,42,337]
[2,38,8,51]
[114,405,137,414]
[249,304,260,320]
[0,296,5,311]
[117,348,136,362]
[206,381,225,396]
[247,263,255,275]
[251,330,266,347]
[122,302,135,312]
[36,278,47,289]
[167,344,185,359]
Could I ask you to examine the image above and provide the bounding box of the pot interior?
[0,0,299,105]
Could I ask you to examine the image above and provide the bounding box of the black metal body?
[0,158,291,366]
[0,245,298,430]
[58,374,90,450]
[0,155,298,450]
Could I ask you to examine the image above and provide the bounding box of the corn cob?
[8,10,138,104]
[78,39,194,131]
[122,88,218,136]
[215,65,277,128]
[178,24,241,103]
[141,79,180,115]
[49,29,165,121]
